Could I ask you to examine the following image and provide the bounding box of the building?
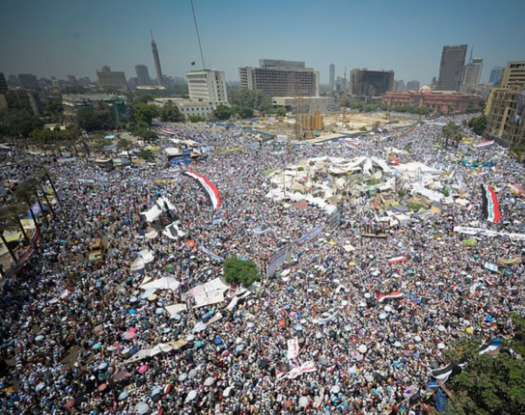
[484,61,525,146]
[239,59,318,98]
[436,45,467,91]
[462,58,483,87]
[0,73,7,94]
[18,73,39,90]
[406,80,420,91]
[151,34,164,86]
[186,69,228,104]
[350,68,394,97]
[489,67,504,85]
[329,64,335,90]
[484,89,525,146]
[135,65,151,86]
[96,66,128,93]
[152,97,217,120]
[272,96,331,114]
[394,80,406,92]
[62,93,127,124]
[500,61,525,90]
[383,88,482,113]
[4,89,41,115]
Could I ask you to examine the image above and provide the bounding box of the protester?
[0,116,524,415]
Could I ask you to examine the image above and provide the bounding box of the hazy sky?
[2,0,524,85]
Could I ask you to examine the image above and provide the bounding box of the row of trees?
[468,114,488,136]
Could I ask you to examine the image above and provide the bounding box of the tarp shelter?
[165,303,188,317]
[130,257,145,275]
[137,249,154,264]
[140,277,180,293]
[184,277,231,308]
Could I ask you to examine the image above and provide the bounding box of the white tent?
[140,277,180,292]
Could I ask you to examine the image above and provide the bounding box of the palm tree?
[15,178,49,228]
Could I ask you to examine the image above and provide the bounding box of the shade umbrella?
[64,398,75,409]
[223,386,233,397]
[178,373,188,381]
[299,396,309,407]
[185,390,197,402]
[135,402,149,414]
[394,341,402,348]
[98,383,107,392]
[379,312,387,320]
[358,345,367,354]
[188,369,197,378]
[36,383,45,392]
[151,387,162,402]
[330,385,341,394]
[92,343,102,350]
[204,377,215,386]
[138,364,148,374]
[128,309,137,315]
[118,391,130,400]
[35,335,45,342]
[124,332,136,340]
[97,362,108,371]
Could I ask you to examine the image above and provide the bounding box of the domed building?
[419,85,433,94]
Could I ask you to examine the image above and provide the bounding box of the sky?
[1,0,525,86]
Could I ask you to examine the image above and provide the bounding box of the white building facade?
[186,69,228,104]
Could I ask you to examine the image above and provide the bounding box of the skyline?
[1,0,525,86]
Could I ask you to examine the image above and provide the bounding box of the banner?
[287,338,299,360]
[454,226,525,241]
[498,256,521,265]
[376,291,404,303]
[200,246,224,263]
[279,361,317,380]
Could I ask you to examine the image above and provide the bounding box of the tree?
[189,115,205,123]
[442,121,462,151]
[136,149,154,161]
[213,104,233,121]
[233,106,254,119]
[117,138,133,161]
[159,102,184,123]
[442,313,525,415]
[223,257,260,287]
[468,115,488,136]
[276,107,287,117]
[228,89,273,114]
[131,103,159,126]
[8,114,45,137]
[77,106,115,132]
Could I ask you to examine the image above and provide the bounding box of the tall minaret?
[151,30,164,86]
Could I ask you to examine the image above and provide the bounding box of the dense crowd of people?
[1,116,524,414]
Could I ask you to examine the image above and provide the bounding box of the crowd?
[0,116,524,415]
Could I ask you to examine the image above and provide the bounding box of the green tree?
[213,104,233,121]
[223,257,260,287]
[276,107,287,117]
[468,115,488,136]
[189,115,205,123]
[8,114,45,137]
[441,121,462,151]
[136,149,154,161]
[131,103,159,126]
[77,106,115,132]
[159,102,184,122]
[228,89,272,114]
[117,138,133,161]
[233,106,254,119]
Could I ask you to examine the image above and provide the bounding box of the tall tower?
[436,44,467,91]
[329,63,335,90]
[151,30,164,86]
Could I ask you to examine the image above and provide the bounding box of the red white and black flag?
[376,291,404,303]
[184,170,222,209]
[481,185,501,223]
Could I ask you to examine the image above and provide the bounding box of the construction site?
[237,109,422,143]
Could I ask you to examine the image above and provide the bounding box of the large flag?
[388,256,408,264]
[376,291,404,303]
[479,338,502,355]
[183,170,222,209]
[430,362,464,382]
[476,140,494,148]
[481,185,501,223]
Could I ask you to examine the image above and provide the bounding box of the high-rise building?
[18,73,39,90]
[350,68,395,97]
[329,64,335,90]
[135,65,151,86]
[395,80,406,91]
[186,69,228,103]
[239,59,318,97]
[484,61,525,145]
[0,73,8,94]
[462,58,483,87]
[96,66,128,92]
[406,80,420,91]
[500,61,525,90]
[151,32,164,86]
[436,45,467,91]
[489,67,503,85]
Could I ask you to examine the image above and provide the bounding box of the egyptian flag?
[481,185,501,223]
[479,338,502,355]
[376,291,404,303]
[184,170,222,209]
[430,362,464,382]
[477,140,494,148]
